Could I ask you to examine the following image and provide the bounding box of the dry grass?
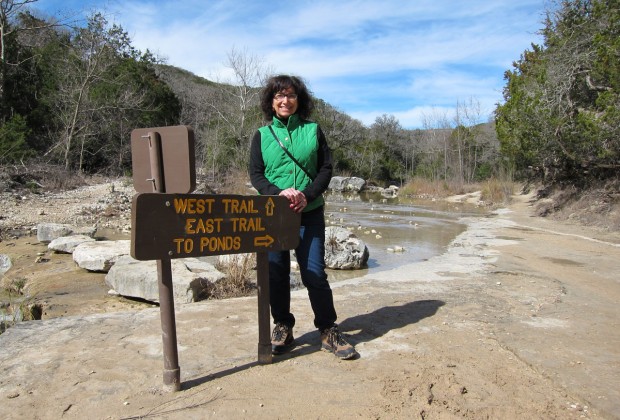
[399,178,449,197]
[480,178,516,205]
[218,168,254,195]
[0,164,88,193]
[0,278,42,334]
[399,176,517,207]
[208,253,257,299]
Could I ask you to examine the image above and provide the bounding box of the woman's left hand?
[279,188,307,213]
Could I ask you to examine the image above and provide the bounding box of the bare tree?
[226,47,268,135]
[195,47,270,178]
[155,65,219,173]
[48,14,113,169]
[420,109,451,181]
[452,97,484,183]
[45,13,149,171]
[312,100,365,172]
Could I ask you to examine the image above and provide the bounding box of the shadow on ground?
[182,299,444,388]
[290,299,445,358]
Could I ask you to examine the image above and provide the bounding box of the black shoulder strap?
[268,125,314,181]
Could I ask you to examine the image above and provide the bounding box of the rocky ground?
[1,177,619,419]
[0,179,144,319]
[0,177,135,238]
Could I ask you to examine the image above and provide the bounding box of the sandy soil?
[1,181,619,419]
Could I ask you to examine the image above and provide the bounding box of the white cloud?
[35,0,546,128]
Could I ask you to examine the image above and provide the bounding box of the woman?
[249,75,358,360]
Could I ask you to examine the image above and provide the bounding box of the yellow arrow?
[254,235,274,247]
[265,197,275,216]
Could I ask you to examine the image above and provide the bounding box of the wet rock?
[73,240,130,272]
[105,256,226,304]
[324,226,369,269]
[381,185,399,198]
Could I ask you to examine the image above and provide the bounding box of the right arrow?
[254,235,274,247]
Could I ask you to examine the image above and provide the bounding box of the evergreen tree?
[496,0,620,184]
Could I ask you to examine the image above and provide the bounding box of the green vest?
[258,114,324,211]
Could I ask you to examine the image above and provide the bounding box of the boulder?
[48,235,96,253]
[324,226,369,269]
[36,223,96,243]
[0,254,11,276]
[36,223,73,243]
[73,240,130,272]
[105,256,226,304]
[328,176,366,192]
[381,187,398,198]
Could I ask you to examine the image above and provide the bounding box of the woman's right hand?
[279,188,307,213]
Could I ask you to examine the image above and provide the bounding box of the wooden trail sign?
[131,194,300,261]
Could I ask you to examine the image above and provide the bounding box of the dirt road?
[0,190,619,419]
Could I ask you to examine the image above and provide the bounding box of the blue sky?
[33,0,546,128]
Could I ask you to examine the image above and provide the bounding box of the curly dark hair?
[259,74,314,121]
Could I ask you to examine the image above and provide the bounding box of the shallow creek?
[323,192,487,282]
[0,192,487,322]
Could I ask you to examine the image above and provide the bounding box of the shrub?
[480,178,515,205]
[209,253,257,299]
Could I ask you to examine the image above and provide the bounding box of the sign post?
[256,252,271,363]
[130,126,300,391]
[135,129,185,392]
[131,193,300,369]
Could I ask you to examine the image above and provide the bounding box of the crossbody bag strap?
[268,125,315,181]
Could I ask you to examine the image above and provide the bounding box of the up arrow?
[265,197,275,216]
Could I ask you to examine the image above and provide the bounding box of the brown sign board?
[131,194,301,260]
[131,126,196,194]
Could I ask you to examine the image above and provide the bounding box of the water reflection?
[324,192,487,281]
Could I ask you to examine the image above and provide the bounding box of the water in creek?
[96,192,487,282]
[323,192,488,282]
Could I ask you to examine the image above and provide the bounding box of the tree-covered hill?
[1,0,618,197]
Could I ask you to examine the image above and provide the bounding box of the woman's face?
[272,87,298,119]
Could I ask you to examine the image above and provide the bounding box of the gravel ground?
[0,179,135,239]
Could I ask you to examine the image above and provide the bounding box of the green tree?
[1,0,39,118]
[0,113,32,162]
[496,0,620,184]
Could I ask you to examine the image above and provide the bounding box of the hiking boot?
[271,323,295,355]
[320,325,358,360]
